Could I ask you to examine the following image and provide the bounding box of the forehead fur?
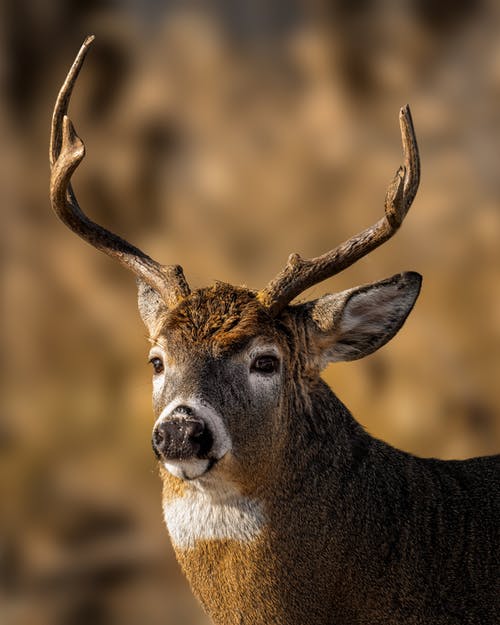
[155,283,279,353]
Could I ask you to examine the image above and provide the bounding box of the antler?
[258,105,420,316]
[50,35,190,308]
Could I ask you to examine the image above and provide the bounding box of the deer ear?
[137,279,168,335]
[305,272,421,366]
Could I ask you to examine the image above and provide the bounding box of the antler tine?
[50,36,190,308]
[258,105,420,316]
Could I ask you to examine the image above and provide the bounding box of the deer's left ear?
[137,279,169,335]
[303,272,422,367]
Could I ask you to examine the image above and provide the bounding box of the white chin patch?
[164,458,211,480]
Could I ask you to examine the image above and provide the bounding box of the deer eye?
[149,356,164,375]
[251,354,279,375]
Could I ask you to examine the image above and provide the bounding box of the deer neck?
[160,382,367,624]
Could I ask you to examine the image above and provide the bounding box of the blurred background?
[1,1,500,623]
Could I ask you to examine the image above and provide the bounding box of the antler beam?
[258,105,420,316]
[50,36,190,308]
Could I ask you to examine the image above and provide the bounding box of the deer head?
[50,37,421,492]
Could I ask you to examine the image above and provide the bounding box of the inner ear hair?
[308,272,422,364]
[137,279,169,335]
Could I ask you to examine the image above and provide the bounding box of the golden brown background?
[2,1,500,624]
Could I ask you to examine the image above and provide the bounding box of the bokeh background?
[2,1,500,624]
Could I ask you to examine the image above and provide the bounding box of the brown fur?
[148,281,498,625]
[50,44,496,624]
[154,284,279,354]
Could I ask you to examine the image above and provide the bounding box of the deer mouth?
[152,418,216,479]
[163,456,219,480]
[152,399,232,480]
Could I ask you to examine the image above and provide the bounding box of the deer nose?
[152,410,213,461]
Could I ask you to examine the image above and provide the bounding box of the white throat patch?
[164,486,266,550]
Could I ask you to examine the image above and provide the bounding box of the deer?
[50,37,499,625]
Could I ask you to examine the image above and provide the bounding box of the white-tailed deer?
[50,37,499,625]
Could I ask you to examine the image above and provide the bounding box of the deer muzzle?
[152,406,214,461]
[152,401,231,480]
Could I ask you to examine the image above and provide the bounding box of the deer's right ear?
[303,272,422,368]
[137,279,169,334]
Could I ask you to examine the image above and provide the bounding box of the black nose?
[152,415,213,460]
